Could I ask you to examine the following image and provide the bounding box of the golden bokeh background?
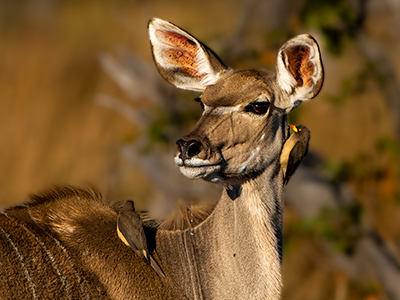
[1,0,399,299]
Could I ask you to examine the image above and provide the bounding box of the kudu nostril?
[176,139,202,160]
[187,140,202,158]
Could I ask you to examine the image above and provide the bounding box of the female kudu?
[0,18,323,299]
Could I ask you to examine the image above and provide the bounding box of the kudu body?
[0,19,323,299]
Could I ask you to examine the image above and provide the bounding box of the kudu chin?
[0,18,323,299]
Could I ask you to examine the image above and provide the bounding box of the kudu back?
[0,18,323,299]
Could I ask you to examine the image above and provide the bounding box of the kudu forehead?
[201,70,277,107]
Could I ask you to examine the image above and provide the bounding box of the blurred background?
[0,0,399,299]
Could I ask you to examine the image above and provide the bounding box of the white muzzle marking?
[174,156,221,179]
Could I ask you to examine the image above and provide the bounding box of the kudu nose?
[176,139,202,160]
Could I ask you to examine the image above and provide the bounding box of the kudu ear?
[276,34,324,109]
[148,18,228,91]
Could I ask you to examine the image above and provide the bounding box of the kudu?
[0,18,323,299]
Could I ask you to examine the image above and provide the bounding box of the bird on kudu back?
[117,200,165,278]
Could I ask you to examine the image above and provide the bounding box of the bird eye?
[246,102,270,115]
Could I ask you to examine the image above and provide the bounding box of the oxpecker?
[117,200,165,278]
[280,124,310,185]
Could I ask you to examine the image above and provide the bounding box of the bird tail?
[150,256,165,278]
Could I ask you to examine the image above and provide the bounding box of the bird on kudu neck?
[280,124,310,185]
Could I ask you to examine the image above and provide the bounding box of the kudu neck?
[156,159,285,299]
[223,158,285,206]
[223,159,285,252]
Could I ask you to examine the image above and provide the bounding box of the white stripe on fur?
[0,216,37,300]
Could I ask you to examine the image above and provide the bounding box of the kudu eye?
[246,102,270,115]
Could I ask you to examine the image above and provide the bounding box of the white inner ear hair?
[149,19,220,87]
[196,50,220,86]
[276,51,297,95]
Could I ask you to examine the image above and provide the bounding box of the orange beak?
[290,124,298,133]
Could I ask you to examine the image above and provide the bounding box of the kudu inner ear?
[276,34,324,109]
[148,18,228,92]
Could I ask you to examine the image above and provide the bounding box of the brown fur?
[0,186,186,299]
[141,201,217,231]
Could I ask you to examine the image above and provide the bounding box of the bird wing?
[117,201,166,278]
[280,134,297,177]
[117,207,149,263]
[281,126,310,185]
[149,256,166,278]
[284,141,305,185]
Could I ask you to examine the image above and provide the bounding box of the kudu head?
[149,18,323,186]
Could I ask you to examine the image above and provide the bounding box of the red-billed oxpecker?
[280,125,310,185]
[117,200,165,278]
